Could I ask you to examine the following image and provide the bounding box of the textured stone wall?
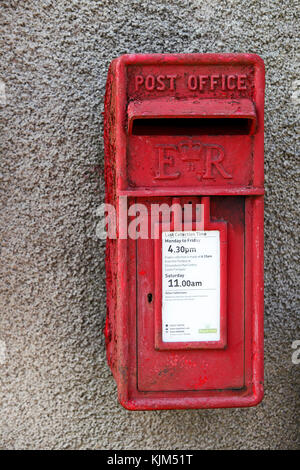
[0,0,299,449]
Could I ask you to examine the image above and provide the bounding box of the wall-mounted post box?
[104,53,264,410]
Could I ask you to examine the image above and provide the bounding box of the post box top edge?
[109,53,265,71]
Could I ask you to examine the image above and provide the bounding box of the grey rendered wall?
[0,0,299,450]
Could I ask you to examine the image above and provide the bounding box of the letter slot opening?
[131,117,253,136]
[127,98,257,136]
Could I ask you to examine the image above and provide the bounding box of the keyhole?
[147,293,153,303]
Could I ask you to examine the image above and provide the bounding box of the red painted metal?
[104,53,265,410]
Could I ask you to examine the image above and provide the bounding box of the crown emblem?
[177,141,204,162]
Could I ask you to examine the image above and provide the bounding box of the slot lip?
[128,98,257,135]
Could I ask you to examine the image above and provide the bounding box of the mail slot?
[103,53,265,410]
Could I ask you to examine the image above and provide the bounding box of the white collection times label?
[162,231,220,343]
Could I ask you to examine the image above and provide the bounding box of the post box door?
[137,196,245,392]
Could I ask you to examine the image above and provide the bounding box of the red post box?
[103,53,265,410]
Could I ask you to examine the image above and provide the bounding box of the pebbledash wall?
[0,0,299,450]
